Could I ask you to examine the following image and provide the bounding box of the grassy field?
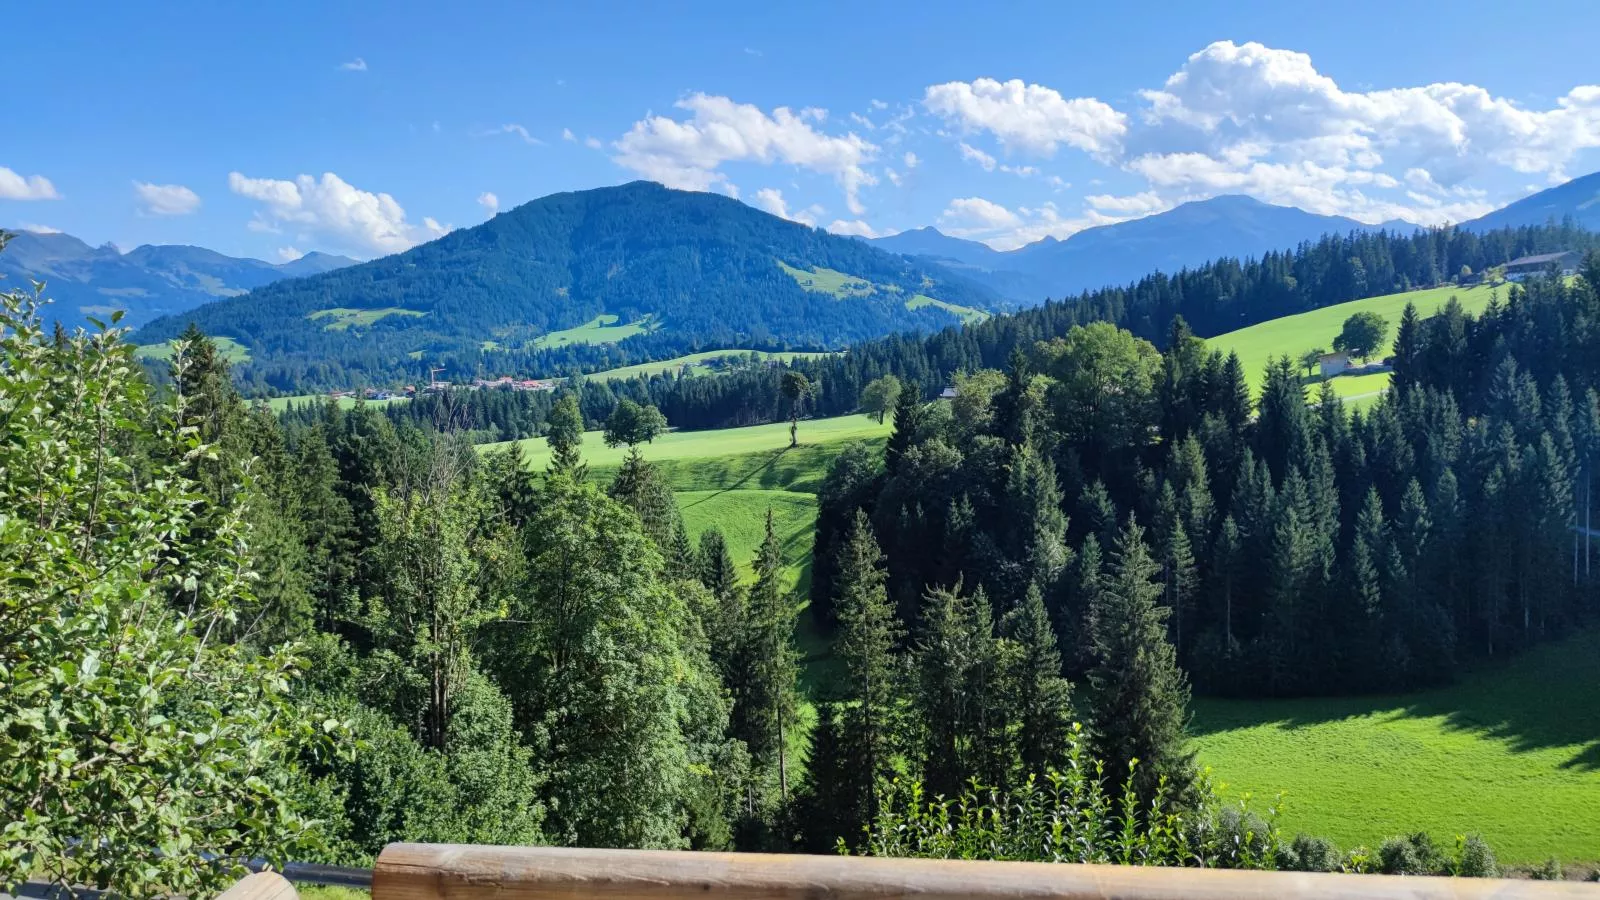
[1192,629,1600,865]
[533,314,654,349]
[307,307,425,331]
[679,488,818,594]
[135,335,251,363]
[907,292,989,324]
[582,349,832,384]
[485,413,891,479]
[777,260,880,298]
[1207,282,1503,401]
[263,393,411,412]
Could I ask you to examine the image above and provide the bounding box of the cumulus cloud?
[825,219,882,238]
[478,123,543,146]
[924,77,1127,158]
[17,223,60,233]
[1136,40,1600,186]
[339,57,368,72]
[277,246,304,262]
[134,181,201,216]
[561,128,576,142]
[478,191,499,214]
[228,170,447,257]
[1084,190,1170,216]
[613,93,879,214]
[0,166,59,200]
[752,187,822,226]
[939,196,1021,230]
[958,141,997,171]
[903,151,919,168]
[583,136,603,150]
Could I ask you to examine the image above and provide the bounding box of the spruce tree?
[608,447,682,552]
[1001,584,1075,777]
[545,393,586,477]
[833,510,904,825]
[1087,518,1194,806]
[733,510,801,806]
[885,387,922,472]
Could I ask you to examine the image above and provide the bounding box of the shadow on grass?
[1189,629,1600,771]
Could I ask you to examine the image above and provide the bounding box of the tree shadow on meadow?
[1188,630,1600,772]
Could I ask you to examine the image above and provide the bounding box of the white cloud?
[752,187,822,226]
[16,223,60,233]
[924,77,1127,158]
[870,99,888,111]
[133,181,201,216]
[228,170,447,257]
[478,191,500,214]
[903,151,919,168]
[849,112,876,130]
[277,246,304,262]
[561,128,576,142]
[1085,191,1169,215]
[1139,40,1600,183]
[478,123,543,146]
[583,136,603,150]
[339,57,367,72]
[1001,164,1039,177]
[939,196,1021,230]
[613,93,879,215]
[826,219,882,238]
[958,141,997,171]
[0,166,59,200]
[884,168,902,187]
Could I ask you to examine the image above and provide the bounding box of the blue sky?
[6,0,1600,260]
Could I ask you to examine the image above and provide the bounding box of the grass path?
[1191,629,1600,865]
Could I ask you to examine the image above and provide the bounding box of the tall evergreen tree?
[1087,518,1194,806]
[546,392,587,477]
[832,510,904,827]
[1001,584,1075,777]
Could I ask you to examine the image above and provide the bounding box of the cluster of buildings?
[322,376,562,403]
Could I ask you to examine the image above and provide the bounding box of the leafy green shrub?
[1452,833,1499,878]
[1280,834,1341,872]
[1378,832,1443,875]
[0,270,344,899]
[856,728,1282,868]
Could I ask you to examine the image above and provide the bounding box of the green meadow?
[135,335,251,363]
[307,307,425,331]
[581,349,831,383]
[1192,629,1600,866]
[1206,282,1503,402]
[533,314,654,349]
[907,292,989,324]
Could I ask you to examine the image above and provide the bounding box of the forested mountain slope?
[0,229,354,327]
[1464,171,1600,232]
[132,181,998,392]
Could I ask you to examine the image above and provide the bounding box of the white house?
[1318,351,1351,378]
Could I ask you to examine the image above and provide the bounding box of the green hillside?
[135,335,251,363]
[132,182,998,390]
[1193,630,1600,865]
[1206,282,1503,400]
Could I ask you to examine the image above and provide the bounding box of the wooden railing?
[222,843,1600,900]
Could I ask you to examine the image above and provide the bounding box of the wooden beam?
[217,871,299,900]
[373,843,1598,900]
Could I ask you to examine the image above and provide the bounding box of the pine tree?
[1154,483,1196,656]
[885,387,922,472]
[608,447,683,552]
[1001,584,1075,777]
[732,510,802,806]
[793,703,854,852]
[833,510,904,825]
[545,393,586,477]
[1087,518,1194,806]
[912,583,996,797]
[1004,442,1071,599]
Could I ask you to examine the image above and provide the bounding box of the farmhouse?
[1503,250,1580,282]
[1318,351,1350,378]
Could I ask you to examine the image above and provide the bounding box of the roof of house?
[1504,250,1578,268]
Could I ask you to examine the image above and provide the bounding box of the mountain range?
[130,181,1000,385]
[0,229,356,328]
[869,195,1414,302]
[1459,170,1600,233]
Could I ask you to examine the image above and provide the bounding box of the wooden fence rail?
[367,843,1600,900]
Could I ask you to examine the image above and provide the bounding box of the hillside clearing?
[1207,282,1503,398]
[778,260,882,298]
[484,413,891,479]
[907,293,989,324]
[678,489,818,594]
[581,349,832,383]
[135,335,251,364]
[263,393,410,412]
[307,307,425,331]
[533,314,654,349]
[1191,629,1600,865]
